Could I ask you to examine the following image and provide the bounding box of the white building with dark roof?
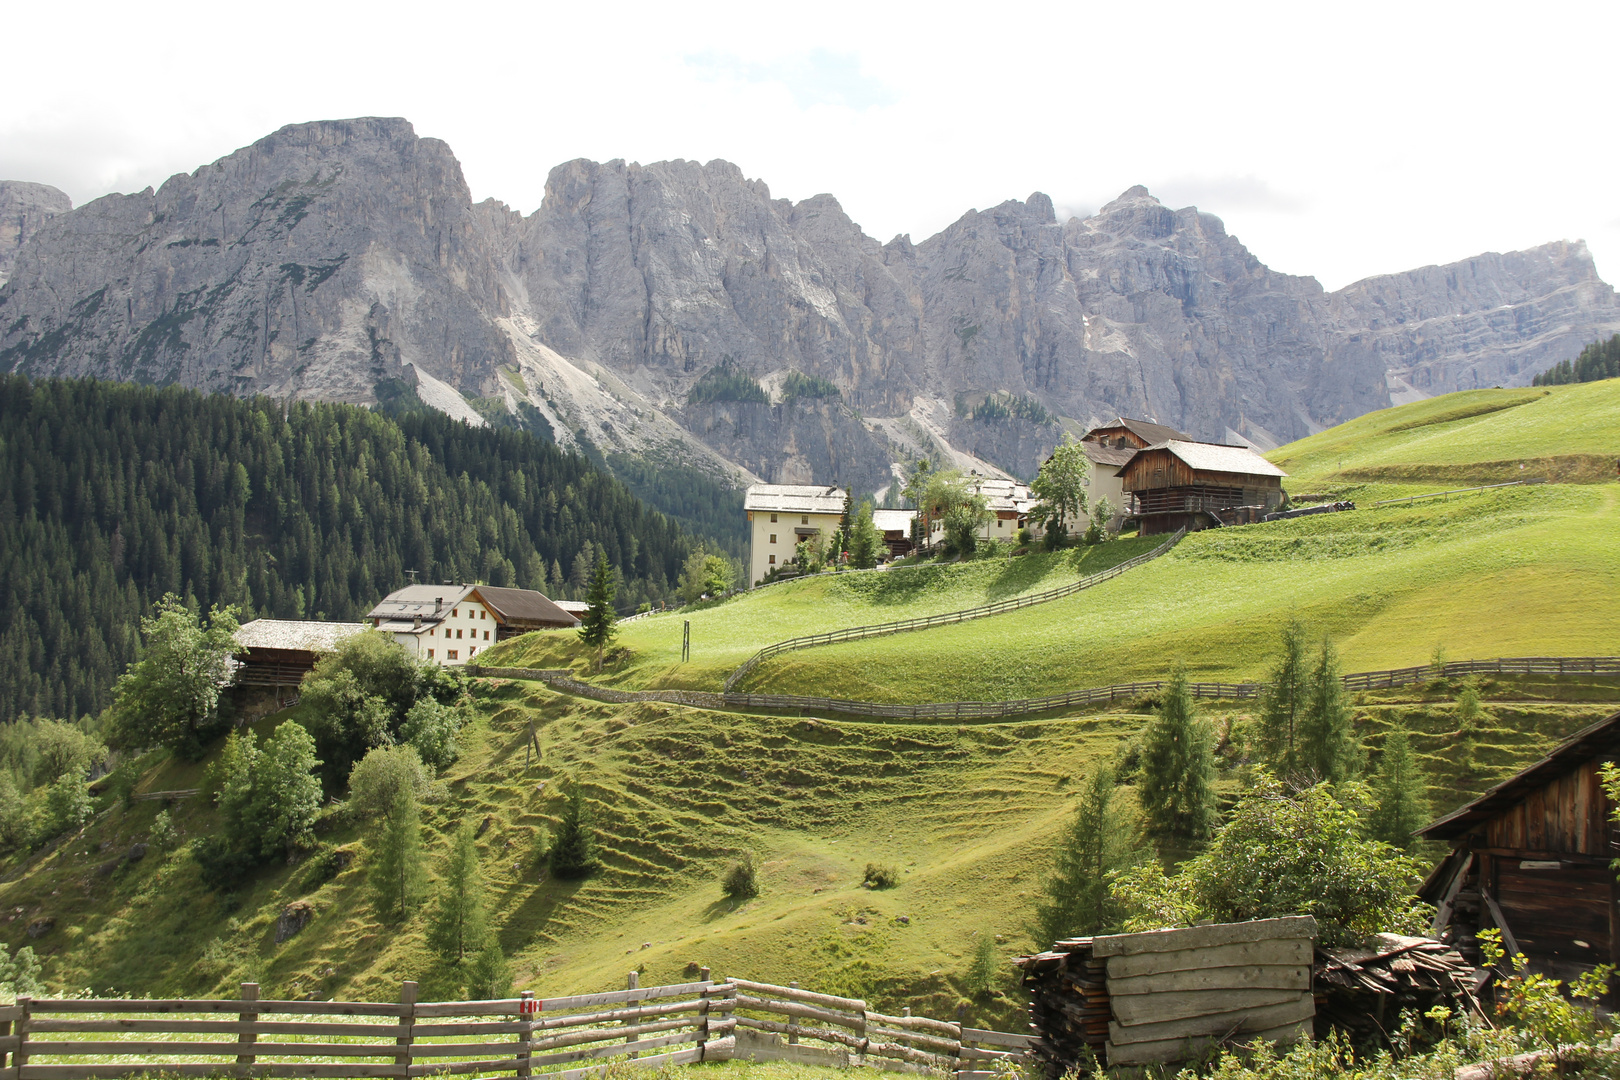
[744,484,848,587]
[365,584,578,666]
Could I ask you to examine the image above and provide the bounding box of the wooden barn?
[233,620,369,686]
[1083,416,1191,451]
[1119,440,1288,535]
[1419,709,1620,980]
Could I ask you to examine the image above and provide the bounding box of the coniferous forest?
[0,376,713,722]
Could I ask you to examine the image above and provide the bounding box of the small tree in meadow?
[1368,725,1429,849]
[1031,434,1090,546]
[548,779,597,879]
[1257,621,1311,777]
[1139,671,1216,840]
[577,551,618,671]
[1299,638,1360,782]
[428,821,492,964]
[1032,766,1134,945]
[349,745,432,921]
[847,501,882,569]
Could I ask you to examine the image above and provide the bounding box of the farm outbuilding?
[232,619,369,686]
[1119,440,1288,535]
[1419,708,1620,980]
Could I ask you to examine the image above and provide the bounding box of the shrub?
[721,855,759,900]
[298,845,350,892]
[300,632,464,779]
[964,934,1000,998]
[42,768,93,840]
[863,863,899,889]
[399,697,465,772]
[149,808,179,852]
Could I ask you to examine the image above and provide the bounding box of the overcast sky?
[6,0,1615,291]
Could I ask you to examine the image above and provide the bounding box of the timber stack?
[1016,938,1111,1078]
[1017,917,1318,1070]
[1314,933,1478,1040]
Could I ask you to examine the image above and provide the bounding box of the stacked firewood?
[1015,938,1111,1079]
[1314,933,1479,1039]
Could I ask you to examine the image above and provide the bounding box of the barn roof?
[872,509,916,533]
[366,584,476,622]
[470,585,578,627]
[744,484,848,514]
[1082,443,1136,470]
[1419,708,1620,841]
[1087,416,1191,446]
[1135,440,1289,478]
[235,619,370,652]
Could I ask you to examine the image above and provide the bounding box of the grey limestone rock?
[0,181,72,287]
[4,119,1618,488]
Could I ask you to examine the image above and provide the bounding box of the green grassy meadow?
[482,539,1163,692]
[1271,379,1620,485]
[747,483,1620,702]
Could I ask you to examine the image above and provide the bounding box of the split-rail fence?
[0,976,1029,1080]
[471,656,1620,725]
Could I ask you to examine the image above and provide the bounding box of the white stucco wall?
[748,509,845,586]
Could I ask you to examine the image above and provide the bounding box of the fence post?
[696,967,712,1057]
[787,981,800,1045]
[236,981,259,1075]
[517,990,534,1079]
[12,996,29,1075]
[395,980,417,1080]
[626,970,640,1057]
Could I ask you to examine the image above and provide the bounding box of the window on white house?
[771,513,778,523]
[428,649,435,659]
[452,608,458,617]
[470,646,476,656]
[448,650,458,660]
[770,534,777,543]
[484,630,489,640]
[769,554,776,564]
[801,515,809,525]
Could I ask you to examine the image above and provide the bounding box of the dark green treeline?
[1532,333,1620,386]
[0,376,702,722]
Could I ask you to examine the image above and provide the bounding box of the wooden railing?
[0,977,1028,1080]
[476,656,1620,726]
[723,529,1187,692]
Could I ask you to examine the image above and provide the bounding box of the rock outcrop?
[4,118,1618,489]
[0,181,72,286]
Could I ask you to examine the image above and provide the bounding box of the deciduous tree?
[1031,434,1090,545]
[110,595,242,759]
[428,821,491,964]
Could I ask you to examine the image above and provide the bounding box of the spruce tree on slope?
[428,821,492,964]
[1300,638,1360,782]
[1368,725,1430,849]
[1258,621,1311,778]
[549,779,598,880]
[577,552,618,672]
[1139,671,1217,841]
[1031,766,1134,946]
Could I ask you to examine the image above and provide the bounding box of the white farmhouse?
[366,584,579,666]
[744,484,848,587]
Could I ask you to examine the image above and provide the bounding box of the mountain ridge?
[4,117,1617,493]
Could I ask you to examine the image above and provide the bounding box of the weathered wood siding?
[1093,917,1317,1066]
[1483,759,1611,855]
[1120,448,1286,496]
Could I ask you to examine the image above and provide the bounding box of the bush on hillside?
[301,633,467,779]
[721,855,759,900]
[863,863,899,889]
[1111,776,1427,946]
[110,596,243,760]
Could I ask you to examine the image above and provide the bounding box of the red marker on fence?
[520,998,541,1016]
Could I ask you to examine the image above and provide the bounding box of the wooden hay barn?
[1120,440,1288,536]
[232,619,369,686]
[1419,708,1620,980]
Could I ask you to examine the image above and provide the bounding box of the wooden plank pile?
[1015,938,1111,1079]
[1314,934,1478,1039]
[1018,917,1317,1071]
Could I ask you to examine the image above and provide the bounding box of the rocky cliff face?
[0,182,72,287]
[5,118,1618,491]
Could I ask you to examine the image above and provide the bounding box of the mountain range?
[4,117,1618,493]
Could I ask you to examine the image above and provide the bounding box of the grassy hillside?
[745,484,1618,702]
[1271,378,1620,485]
[2,676,1611,1025]
[481,538,1163,692]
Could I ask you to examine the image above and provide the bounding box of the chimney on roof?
[435,597,444,615]
[442,579,453,586]
[413,614,421,629]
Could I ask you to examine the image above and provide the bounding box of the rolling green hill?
[4,674,1611,1025]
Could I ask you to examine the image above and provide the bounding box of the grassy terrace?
[481,538,1164,692]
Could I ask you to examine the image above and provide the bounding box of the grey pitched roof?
[235,620,370,652]
[365,584,476,623]
[1082,443,1136,469]
[470,585,579,627]
[1151,440,1289,478]
[744,484,848,514]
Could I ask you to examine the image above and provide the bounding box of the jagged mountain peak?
[3,121,1618,494]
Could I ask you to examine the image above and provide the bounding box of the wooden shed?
[1119,440,1288,535]
[1419,709,1620,980]
[233,620,369,686]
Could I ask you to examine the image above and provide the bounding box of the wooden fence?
[722,528,1188,692]
[0,976,1027,1080]
[472,656,1620,727]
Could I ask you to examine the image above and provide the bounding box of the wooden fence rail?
[475,656,1620,726]
[0,977,1027,1080]
[721,528,1189,692]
